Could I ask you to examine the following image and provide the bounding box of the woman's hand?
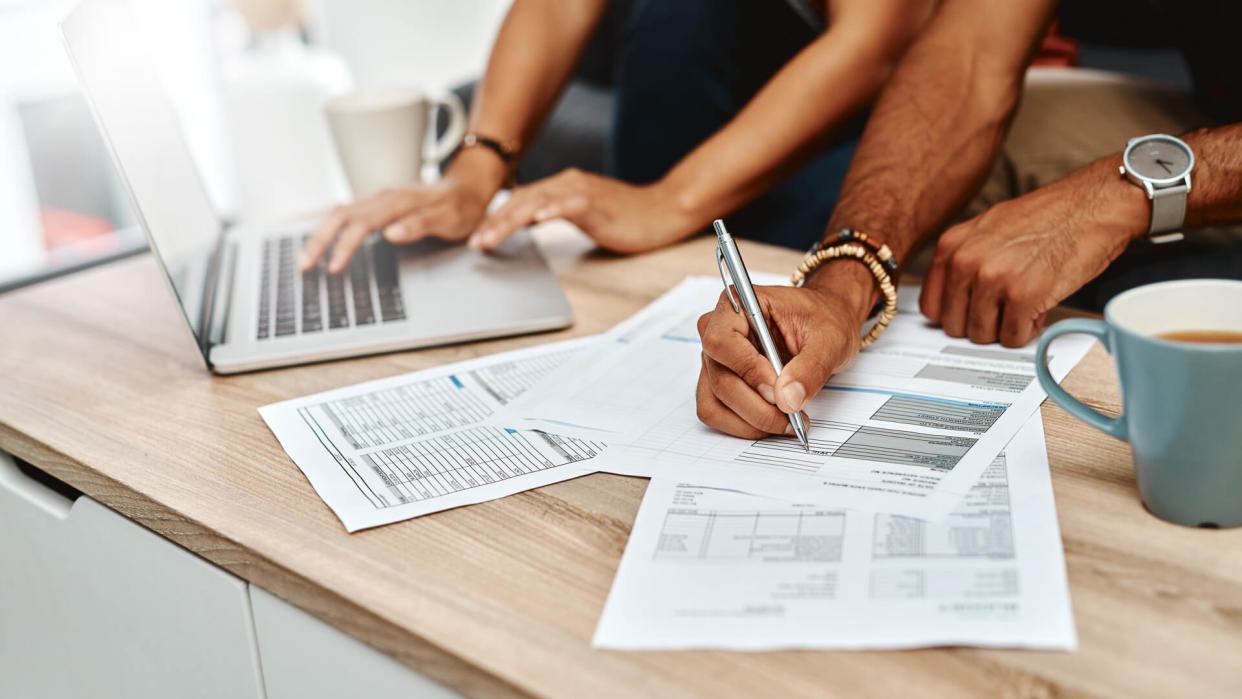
[300,150,505,273]
[467,168,694,255]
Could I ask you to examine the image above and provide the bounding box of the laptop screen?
[61,0,221,357]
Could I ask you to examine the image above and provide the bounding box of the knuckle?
[932,232,964,263]
[700,330,725,359]
[695,397,718,425]
[696,312,713,339]
[1003,283,1030,306]
[950,250,982,278]
[976,262,1007,288]
[736,357,771,389]
[967,324,992,344]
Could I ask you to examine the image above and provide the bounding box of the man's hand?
[920,157,1149,347]
[467,169,692,255]
[695,281,868,439]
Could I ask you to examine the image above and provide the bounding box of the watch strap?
[1149,182,1188,243]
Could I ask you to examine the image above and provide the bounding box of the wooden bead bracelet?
[791,235,899,348]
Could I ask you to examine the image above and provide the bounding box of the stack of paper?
[496,275,1091,521]
[259,275,1090,651]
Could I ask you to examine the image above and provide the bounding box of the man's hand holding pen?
[696,284,862,441]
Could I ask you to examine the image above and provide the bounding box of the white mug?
[324,87,466,199]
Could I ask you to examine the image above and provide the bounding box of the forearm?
[657,1,929,233]
[1183,123,1242,228]
[446,0,608,194]
[1028,122,1242,245]
[822,0,1056,265]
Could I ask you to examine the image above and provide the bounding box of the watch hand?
[1155,158,1174,174]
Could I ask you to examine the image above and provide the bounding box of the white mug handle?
[425,92,467,164]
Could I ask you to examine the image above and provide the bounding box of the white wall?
[308,0,510,92]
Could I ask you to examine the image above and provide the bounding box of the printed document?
[260,338,603,531]
[501,277,1092,520]
[593,414,1076,650]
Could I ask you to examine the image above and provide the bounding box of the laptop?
[60,0,573,374]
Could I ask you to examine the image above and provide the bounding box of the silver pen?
[712,219,810,452]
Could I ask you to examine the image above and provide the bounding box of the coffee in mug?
[1155,330,1242,344]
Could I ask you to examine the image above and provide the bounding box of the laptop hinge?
[209,241,239,350]
[196,234,228,365]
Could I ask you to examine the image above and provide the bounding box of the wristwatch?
[1120,134,1194,244]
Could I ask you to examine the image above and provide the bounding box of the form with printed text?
[260,338,603,531]
[498,277,1092,520]
[593,415,1076,650]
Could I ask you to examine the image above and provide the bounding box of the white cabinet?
[0,451,464,699]
[0,453,264,699]
[250,585,461,699]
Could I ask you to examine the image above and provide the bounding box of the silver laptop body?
[61,0,572,374]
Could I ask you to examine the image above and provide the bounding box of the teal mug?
[1036,279,1242,528]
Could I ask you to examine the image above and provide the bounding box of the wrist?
[801,258,880,327]
[646,177,709,242]
[1100,153,1162,243]
[444,147,509,204]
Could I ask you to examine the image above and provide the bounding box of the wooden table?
[2,229,1239,698]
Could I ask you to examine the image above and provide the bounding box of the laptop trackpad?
[395,229,570,334]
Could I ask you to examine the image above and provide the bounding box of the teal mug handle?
[1035,319,1129,441]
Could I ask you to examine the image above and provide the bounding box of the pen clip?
[716,245,741,313]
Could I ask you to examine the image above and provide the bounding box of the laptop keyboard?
[256,234,405,340]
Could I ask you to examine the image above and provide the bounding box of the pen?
[712,219,810,452]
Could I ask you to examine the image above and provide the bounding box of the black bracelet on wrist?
[462,132,519,164]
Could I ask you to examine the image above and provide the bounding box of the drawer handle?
[0,452,74,518]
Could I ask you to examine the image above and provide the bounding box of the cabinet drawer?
[0,453,264,699]
[250,585,461,699]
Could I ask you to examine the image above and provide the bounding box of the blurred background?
[0,0,508,291]
[0,0,1194,293]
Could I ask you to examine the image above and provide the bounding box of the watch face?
[1125,135,1193,182]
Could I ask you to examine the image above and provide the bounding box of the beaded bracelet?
[791,240,899,348]
[813,229,899,276]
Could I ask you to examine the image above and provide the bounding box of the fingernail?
[784,425,795,436]
[780,382,806,413]
[758,384,775,404]
[298,252,311,269]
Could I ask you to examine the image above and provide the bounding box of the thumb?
[773,329,854,414]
